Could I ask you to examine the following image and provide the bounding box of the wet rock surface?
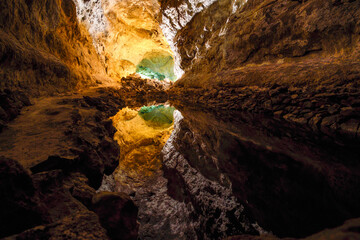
[164,1,360,237]
[161,111,262,239]
[1,0,360,239]
[100,110,263,240]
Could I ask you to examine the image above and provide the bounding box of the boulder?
[0,156,44,238]
[92,192,139,240]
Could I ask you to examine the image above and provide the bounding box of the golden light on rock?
[111,107,174,193]
[101,0,174,79]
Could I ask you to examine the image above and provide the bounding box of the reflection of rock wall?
[0,0,106,95]
[165,107,360,238]
[0,87,140,239]
[161,110,262,239]
[168,0,360,149]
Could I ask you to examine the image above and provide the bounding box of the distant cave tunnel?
[136,51,176,81]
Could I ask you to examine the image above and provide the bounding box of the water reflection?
[138,105,175,127]
[104,102,360,239]
[111,105,175,193]
[166,106,360,238]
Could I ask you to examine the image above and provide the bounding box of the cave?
[1,0,360,239]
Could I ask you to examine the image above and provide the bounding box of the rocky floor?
[0,85,140,239]
[0,77,181,240]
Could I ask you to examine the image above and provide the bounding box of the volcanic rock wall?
[168,0,360,151]
[168,0,360,87]
[159,0,247,78]
[0,0,106,96]
[163,0,360,238]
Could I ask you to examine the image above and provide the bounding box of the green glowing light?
[135,52,176,81]
[136,66,166,80]
[138,105,175,126]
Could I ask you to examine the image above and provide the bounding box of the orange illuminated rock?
[111,107,174,193]
[75,0,174,79]
[102,0,174,79]
[0,0,107,95]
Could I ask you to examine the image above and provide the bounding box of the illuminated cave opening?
[135,51,176,81]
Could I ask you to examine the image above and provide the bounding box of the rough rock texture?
[0,89,32,132]
[161,111,263,239]
[168,0,360,141]
[6,210,111,240]
[170,82,360,144]
[101,0,173,79]
[1,165,110,240]
[0,0,106,96]
[164,2,360,237]
[124,111,262,240]
[169,0,360,124]
[0,87,142,239]
[170,0,360,80]
[2,0,360,239]
[119,74,173,107]
[159,0,235,77]
[99,110,262,240]
[0,87,126,188]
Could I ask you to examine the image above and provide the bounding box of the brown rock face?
[169,0,360,87]
[0,156,44,238]
[0,87,144,239]
[102,0,173,79]
[0,0,105,95]
[92,192,139,240]
[165,4,360,237]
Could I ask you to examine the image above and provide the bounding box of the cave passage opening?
[135,51,176,81]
